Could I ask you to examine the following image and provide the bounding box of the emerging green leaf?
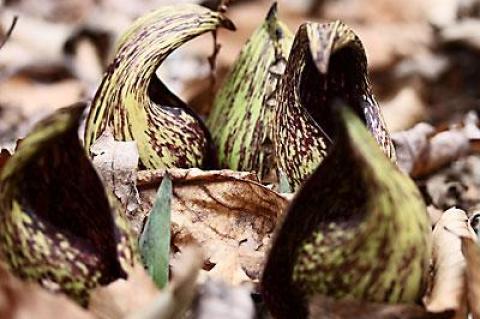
[84,4,235,170]
[139,174,172,289]
[207,3,292,181]
[275,21,395,190]
[263,106,430,319]
[0,103,135,305]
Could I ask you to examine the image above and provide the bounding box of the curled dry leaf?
[0,104,135,304]
[427,205,444,227]
[137,168,288,285]
[308,295,454,319]
[424,208,476,318]
[381,86,427,132]
[84,4,235,170]
[0,260,94,319]
[263,107,431,319]
[137,168,258,188]
[424,155,480,211]
[91,129,140,216]
[393,116,478,177]
[462,236,480,319]
[207,3,292,182]
[439,19,480,51]
[392,122,435,175]
[275,20,394,190]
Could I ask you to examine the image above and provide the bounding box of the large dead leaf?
[392,115,478,177]
[462,236,480,319]
[137,168,288,285]
[424,208,476,318]
[91,129,140,218]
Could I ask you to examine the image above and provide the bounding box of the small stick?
[0,16,18,51]
[207,0,235,91]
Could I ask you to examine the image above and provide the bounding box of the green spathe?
[85,4,234,170]
[262,106,430,319]
[0,104,134,305]
[274,21,394,190]
[207,3,293,181]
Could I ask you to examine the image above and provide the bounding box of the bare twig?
[207,0,235,92]
[207,30,221,91]
[0,16,18,51]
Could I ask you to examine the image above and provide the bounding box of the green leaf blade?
[140,174,172,289]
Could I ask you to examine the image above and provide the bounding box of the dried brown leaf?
[91,129,140,219]
[382,86,427,132]
[424,208,476,317]
[425,155,480,211]
[440,19,480,49]
[427,205,444,227]
[393,122,471,177]
[138,168,288,285]
[137,168,258,188]
[0,261,93,319]
[462,236,480,319]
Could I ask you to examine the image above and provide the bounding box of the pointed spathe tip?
[220,16,236,31]
[266,2,278,21]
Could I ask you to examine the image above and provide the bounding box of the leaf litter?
[3,0,480,318]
